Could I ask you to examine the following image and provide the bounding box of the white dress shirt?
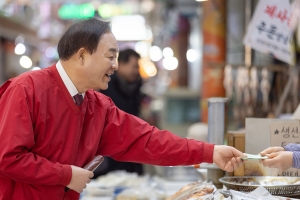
[56,61,85,99]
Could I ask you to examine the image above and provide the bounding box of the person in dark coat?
[102,49,142,117]
[95,49,144,176]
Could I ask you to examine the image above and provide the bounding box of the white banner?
[243,0,295,65]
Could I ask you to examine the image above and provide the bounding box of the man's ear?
[77,48,86,65]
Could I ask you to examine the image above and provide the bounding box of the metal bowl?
[219,176,300,197]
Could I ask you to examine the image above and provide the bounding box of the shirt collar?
[56,60,85,98]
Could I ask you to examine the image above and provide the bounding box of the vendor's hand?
[260,146,284,156]
[260,151,293,171]
[66,165,94,193]
[213,145,245,172]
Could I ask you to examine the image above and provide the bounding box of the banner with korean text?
[243,0,295,65]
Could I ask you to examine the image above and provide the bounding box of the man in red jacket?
[0,18,244,200]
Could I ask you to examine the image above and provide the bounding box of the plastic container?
[167,181,216,200]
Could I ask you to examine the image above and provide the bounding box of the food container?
[219,176,300,197]
[167,181,216,200]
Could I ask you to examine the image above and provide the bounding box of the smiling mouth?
[105,74,112,78]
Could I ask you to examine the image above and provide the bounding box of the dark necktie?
[73,94,83,106]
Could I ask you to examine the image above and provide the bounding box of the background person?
[97,49,144,176]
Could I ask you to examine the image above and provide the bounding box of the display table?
[80,172,192,200]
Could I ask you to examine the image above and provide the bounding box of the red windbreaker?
[0,65,214,200]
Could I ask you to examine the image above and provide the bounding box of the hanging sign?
[243,0,295,65]
[58,4,95,19]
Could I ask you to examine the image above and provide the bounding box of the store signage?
[243,0,294,65]
[58,3,134,20]
[270,121,300,177]
[58,3,95,19]
[98,4,132,19]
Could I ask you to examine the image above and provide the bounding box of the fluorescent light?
[149,46,163,62]
[15,43,26,55]
[135,42,150,57]
[163,47,174,58]
[143,62,157,77]
[186,49,198,62]
[20,56,32,69]
[163,57,178,70]
[32,67,41,71]
[111,15,153,41]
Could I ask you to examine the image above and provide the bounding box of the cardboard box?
[227,131,245,176]
[245,118,299,177]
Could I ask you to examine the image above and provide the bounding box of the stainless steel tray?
[219,176,300,197]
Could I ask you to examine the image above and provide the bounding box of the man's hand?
[66,165,94,193]
[260,151,293,171]
[260,146,284,156]
[213,145,245,172]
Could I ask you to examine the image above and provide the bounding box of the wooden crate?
[227,131,245,176]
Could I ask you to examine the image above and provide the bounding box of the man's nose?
[112,62,118,70]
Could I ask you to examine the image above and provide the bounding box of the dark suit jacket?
[96,73,143,176]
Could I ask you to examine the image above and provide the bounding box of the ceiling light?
[186,49,198,62]
[20,56,32,69]
[163,57,178,70]
[149,46,163,62]
[15,43,26,55]
[163,47,174,58]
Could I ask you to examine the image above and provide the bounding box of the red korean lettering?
[265,5,277,18]
[277,10,288,23]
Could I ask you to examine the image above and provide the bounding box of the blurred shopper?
[0,18,245,200]
[260,144,296,171]
[98,49,144,176]
[102,49,142,117]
